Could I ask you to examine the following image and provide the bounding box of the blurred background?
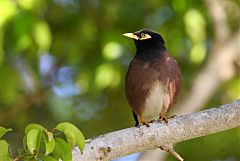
[0,0,239,160]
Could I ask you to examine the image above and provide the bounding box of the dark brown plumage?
[123,29,181,126]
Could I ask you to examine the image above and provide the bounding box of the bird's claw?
[149,120,156,123]
[158,114,168,123]
[169,115,177,119]
[142,122,150,127]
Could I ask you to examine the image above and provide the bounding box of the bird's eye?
[141,33,145,37]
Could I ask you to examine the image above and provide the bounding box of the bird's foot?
[149,120,157,123]
[142,121,150,127]
[169,115,177,119]
[136,122,150,127]
[140,115,150,127]
[158,114,168,123]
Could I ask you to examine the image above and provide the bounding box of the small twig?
[13,155,23,161]
[159,144,184,161]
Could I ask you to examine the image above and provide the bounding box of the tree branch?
[204,0,230,42]
[72,100,240,161]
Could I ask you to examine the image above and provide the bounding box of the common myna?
[123,29,181,126]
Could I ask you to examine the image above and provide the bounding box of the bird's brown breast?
[125,51,181,120]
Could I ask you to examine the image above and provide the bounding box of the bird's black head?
[123,29,165,50]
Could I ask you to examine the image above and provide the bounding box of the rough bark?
[72,100,240,161]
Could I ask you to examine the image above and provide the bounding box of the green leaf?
[0,127,12,139]
[0,140,9,161]
[56,122,85,152]
[25,124,45,134]
[23,135,27,150]
[0,0,17,28]
[63,129,76,149]
[40,155,58,161]
[53,138,72,161]
[43,132,55,155]
[33,21,52,52]
[26,129,42,154]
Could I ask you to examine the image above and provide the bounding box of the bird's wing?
[154,52,181,113]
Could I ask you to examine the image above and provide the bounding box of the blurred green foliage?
[0,0,239,160]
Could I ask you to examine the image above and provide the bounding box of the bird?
[123,29,181,126]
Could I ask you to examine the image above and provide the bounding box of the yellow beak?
[123,33,139,40]
[123,32,152,40]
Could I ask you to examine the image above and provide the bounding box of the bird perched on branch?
[123,29,181,126]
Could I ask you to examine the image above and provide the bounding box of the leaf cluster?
[0,122,85,161]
